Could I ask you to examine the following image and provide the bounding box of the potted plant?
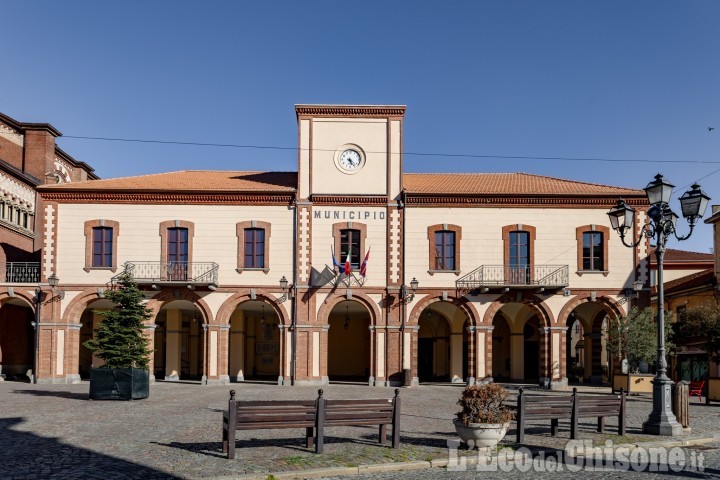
[84,271,153,400]
[454,383,515,449]
[607,307,673,394]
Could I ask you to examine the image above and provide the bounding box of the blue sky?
[3,1,719,252]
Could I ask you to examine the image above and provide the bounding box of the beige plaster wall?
[405,207,636,290]
[309,118,388,196]
[54,203,294,286]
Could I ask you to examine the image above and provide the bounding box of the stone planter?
[453,419,510,449]
[89,368,149,400]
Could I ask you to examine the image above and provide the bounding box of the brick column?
[475,326,494,381]
[466,325,476,384]
[143,324,157,382]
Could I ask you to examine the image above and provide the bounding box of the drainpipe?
[291,198,298,386]
[400,190,408,385]
[33,285,41,384]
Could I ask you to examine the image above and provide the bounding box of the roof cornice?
[295,104,406,118]
[404,194,648,208]
[0,112,61,137]
[38,191,295,205]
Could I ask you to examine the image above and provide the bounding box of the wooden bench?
[516,387,626,443]
[222,389,401,457]
[689,380,705,402]
[572,389,626,439]
[222,390,317,459]
[316,389,400,453]
[515,388,574,443]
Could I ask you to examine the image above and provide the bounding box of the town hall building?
[4,105,650,387]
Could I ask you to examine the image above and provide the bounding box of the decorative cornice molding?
[295,105,406,118]
[311,195,387,206]
[38,192,295,205]
[406,195,648,208]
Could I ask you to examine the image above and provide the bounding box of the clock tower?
[295,105,406,201]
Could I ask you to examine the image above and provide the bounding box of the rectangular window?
[244,228,265,268]
[434,231,456,270]
[508,231,530,284]
[167,227,188,280]
[582,232,604,271]
[92,227,113,267]
[677,305,687,322]
[340,229,361,268]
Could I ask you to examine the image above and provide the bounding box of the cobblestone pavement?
[1,380,719,479]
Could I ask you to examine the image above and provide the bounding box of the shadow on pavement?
[0,417,180,479]
[12,389,89,400]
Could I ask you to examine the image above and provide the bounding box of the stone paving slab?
[1,381,718,479]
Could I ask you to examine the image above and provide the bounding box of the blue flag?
[331,245,342,271]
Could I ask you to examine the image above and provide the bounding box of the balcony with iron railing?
[114,261,219,289]
[0,262,41,284]
[456,264,569,295]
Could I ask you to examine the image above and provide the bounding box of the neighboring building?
[648,206,720,382]
[648,248,713,288]
[22,104,649,386]
[0,112,97,381]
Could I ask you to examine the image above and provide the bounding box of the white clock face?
[339,149,362,170]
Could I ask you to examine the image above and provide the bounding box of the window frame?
[502,224,536,284]
[332,222,367,273]
[159,220,195,264]
[236,221,271,273]
[575,225,609,276]
[427,224,462,275]
[84,219,120,272]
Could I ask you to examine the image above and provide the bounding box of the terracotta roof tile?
[664,269,716,294]
[648,248,714,263]
[402,172,644,196]
[38,170,297,193]
[38,170,644,197]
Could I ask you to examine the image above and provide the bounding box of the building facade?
[0,112,97,381]
[11,105,650,386]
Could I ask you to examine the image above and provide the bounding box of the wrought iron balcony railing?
[118,261,219,289]
[456,264,568,295]
[0,262,41,283]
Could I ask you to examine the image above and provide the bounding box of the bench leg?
[550,418,559,436]
[597,416,605,433]
[379,424,387,444]
[228,431,236,459]
[516,422,524,444]
[306,427,314,448]
[222,426,228,453]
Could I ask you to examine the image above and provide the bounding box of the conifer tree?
[84,271,153,369]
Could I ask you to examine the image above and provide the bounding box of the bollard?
[671,381,690,428]
[402,368,412,387]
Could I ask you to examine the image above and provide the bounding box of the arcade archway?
[328,300,371,382]
[228,300,282,381]
[0,297,35,381]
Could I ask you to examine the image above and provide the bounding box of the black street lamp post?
[607,174,710,436]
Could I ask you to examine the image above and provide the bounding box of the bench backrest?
[323,398,395,425]
[227,390,317,430]
[575,393,622,416]
[518,388,574,419]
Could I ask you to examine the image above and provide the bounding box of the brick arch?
[215,290,290,327]
[556,294,625,329]
[481,293,554,328]
[61,288,112,324]
[407,294,480,327]
[145,289,214,325]
[0,290,38,313]
[317,292,381,326]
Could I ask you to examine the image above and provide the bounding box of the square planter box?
[89,368,149,400]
